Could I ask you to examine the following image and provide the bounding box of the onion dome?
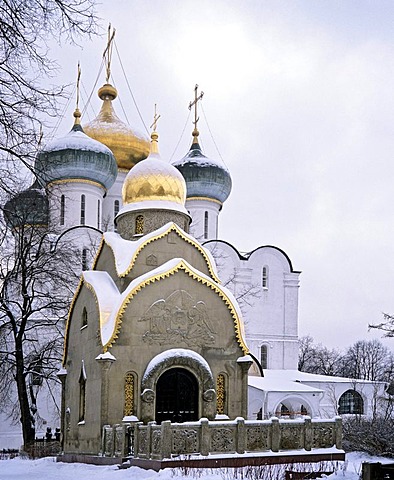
[121,129,188,215]
[172,133,232,205]
[35,110,117,190]
[83,84,150,170]
[4,180,49,229]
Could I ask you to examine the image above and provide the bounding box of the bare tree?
[298,336,343,376]
[369,312,394,338]
[341,339,394,382]
[0,188,80,448]
[0,0,98,190]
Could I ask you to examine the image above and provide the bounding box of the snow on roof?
[249,369,381,394]
[86,257,247,353]
[103,222,219,281]
[144,348,211,379]
[42,129,113,155]
[82,271,120,346]
[263,369,380,385]
[248,375,324,394]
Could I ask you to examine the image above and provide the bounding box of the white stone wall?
[205,241,300,370]
[102,170,126,231]
[186,198,220,242]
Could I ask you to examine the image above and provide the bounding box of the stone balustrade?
[101,416,342,460]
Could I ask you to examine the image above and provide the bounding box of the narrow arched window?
[97,199,100,229]
[82,248,88,271]
[135,215,144,235]
[81,307,88,328]
[260,345,268,369]
[79,365,86,422]
[114,200,119,218]
[60,195,65,226]
[124,372,135,417]
[262,266,269,289]
[338,390,364,414]
[216,374,226,415]
[204,211,209,239]
[80,194,85,226]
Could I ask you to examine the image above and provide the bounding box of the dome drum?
[116,208,190,240]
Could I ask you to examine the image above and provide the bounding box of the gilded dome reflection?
[83,84,150,170]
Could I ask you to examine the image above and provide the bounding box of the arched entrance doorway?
[155,368,198,423]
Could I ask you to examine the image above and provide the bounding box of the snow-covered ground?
[0,452,393,480]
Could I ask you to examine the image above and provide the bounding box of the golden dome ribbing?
[83,84,150,170]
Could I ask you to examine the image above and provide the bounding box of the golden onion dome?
[83,83,150,170]
[122,130,187,211]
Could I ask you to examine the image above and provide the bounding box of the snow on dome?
[42,128,113,156]
[172,142,232,204]
[35,125,117,190]
[122,155,187,207]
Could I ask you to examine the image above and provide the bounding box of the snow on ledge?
[95,352,116,361]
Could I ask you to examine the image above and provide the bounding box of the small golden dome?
[83,84,150,170]
[122,131,186,207]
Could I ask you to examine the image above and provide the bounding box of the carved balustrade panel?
[171,427,199,455]
[312,422,335,448]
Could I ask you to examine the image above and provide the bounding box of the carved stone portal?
[139,290,216,347]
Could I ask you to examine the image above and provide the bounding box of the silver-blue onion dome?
[172,139,232,205]
[4,180,49,229]
[35,111,117,191]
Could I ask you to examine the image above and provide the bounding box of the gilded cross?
[103,24,116,84]
[150,104,161,132]
[76,62,81,111]
[189,84,204,138]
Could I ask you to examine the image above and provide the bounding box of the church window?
[81,307,88,328]
[79,364,87,422]
[123,372,135,417]
[260,345,268,369]
[262,266,269,289]
[338,390,364,415]
[135,215,144,235]
[82,248,88,271]
[114,200,119,218]
[216,374,226,415]
[60,195,65,226]
[204,211,208,239]
[97,200,100,229]
[80,195,86,226]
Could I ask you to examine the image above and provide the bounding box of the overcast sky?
[46,0,394,351]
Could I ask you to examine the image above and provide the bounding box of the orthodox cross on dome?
[150,103,161,132]
[189,84,204,144]
[103,24,116,84]
[73,62,82,125]
[149,104,160,154]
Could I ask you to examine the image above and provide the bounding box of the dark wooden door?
[155,368,198,423]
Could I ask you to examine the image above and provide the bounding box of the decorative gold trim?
[103,259,248,355]
[124,372,135,416]
[48,179,106,190]
[104,223,220,283]
[186,196,223,206]
[216,374,226,415]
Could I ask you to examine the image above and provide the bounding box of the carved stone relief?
[146,254,158,266]
[172,429,198,454]
[246,426,269,451]
[151,429,162,455]
[312,424,334,448]
[211,428,235,452]
[280,425,303,450]
[139,290,216,347]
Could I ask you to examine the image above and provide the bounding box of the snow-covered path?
[0,452,391,480]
